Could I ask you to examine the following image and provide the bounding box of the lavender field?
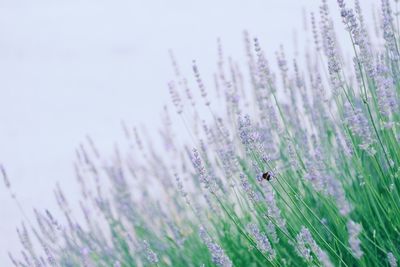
[1,0,399,266]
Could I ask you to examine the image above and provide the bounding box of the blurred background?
[0,0,374,265]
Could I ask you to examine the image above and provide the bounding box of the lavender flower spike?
[199,227,232,267]
[142,240,159,264]
[347,220,363,259]
[247,223,276,260]
[388,252,397,267]
[295,226,333,267]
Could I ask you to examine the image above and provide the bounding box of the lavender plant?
[2,0,400,266]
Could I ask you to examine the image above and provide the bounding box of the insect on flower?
[262,171,273,181]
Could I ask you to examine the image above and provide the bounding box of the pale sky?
[0,0,374,265]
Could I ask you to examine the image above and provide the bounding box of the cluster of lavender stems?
[2,0,400,266]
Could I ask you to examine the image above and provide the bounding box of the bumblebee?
[262,171,272,181]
